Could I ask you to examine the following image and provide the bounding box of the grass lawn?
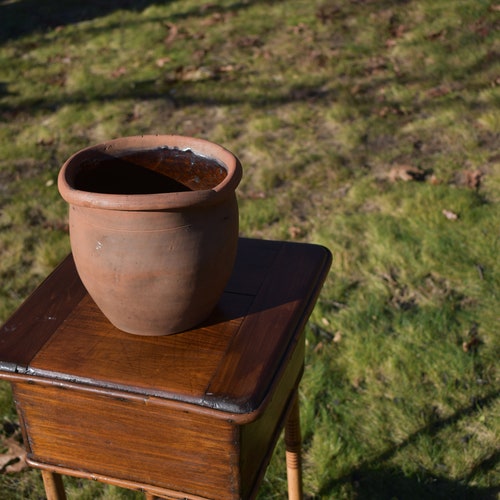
[0,0,499,498]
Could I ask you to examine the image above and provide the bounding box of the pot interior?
[72,147,228,195]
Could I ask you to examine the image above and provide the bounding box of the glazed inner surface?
[73,148,228,195]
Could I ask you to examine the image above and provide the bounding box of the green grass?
[1,0,499,498]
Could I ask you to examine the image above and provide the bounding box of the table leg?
[285,394,303,500]
[41,470,67,500]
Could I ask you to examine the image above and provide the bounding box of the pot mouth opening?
[59,136,242,211]
[68,147,228,196]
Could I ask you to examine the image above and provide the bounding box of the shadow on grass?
[343,463,499,500]
[318,390,500,499]
[0,0,284,44]
[0,0,174,43]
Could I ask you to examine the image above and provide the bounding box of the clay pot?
[58,135,242,336]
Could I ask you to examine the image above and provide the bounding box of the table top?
[0,238,330,416]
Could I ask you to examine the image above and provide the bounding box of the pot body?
[58,135,242,336]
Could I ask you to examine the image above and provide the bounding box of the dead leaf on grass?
[454,169,484,190]
[462,323,482,353]
[310,51,330,68]
[426,29,447,41]
[333,331,342,343]
[289,23,307,35]
[389,24,406,39]
[464,169,483,190]
[350,83,362,95]
[167,63,239,83]
[427,85,452,98]
[385,16,406,46]
[352,377,365,390]
[218,64,237,73]
[37,137,56,146]
[156,56,171,68]
[200,11,235,26]
[0,436,27,474]
[470,19,492,37]
[316,3,342,23]
[442,209,459,220]
[236,35,263,49]
[389,165,427,182]
[111,66,127,78]
[288,226,303,239]
[365,56,388,75]
[164,22,179,45]
[377,104,405,117]
[175,66,216,82]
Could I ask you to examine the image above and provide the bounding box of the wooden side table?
[0,238,331,500]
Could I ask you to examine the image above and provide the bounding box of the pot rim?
[58,135,242,211]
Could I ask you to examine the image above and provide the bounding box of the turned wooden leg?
[41,470,67,500]
[285,394,303,500]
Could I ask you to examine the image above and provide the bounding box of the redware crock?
[58,135,242,336]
